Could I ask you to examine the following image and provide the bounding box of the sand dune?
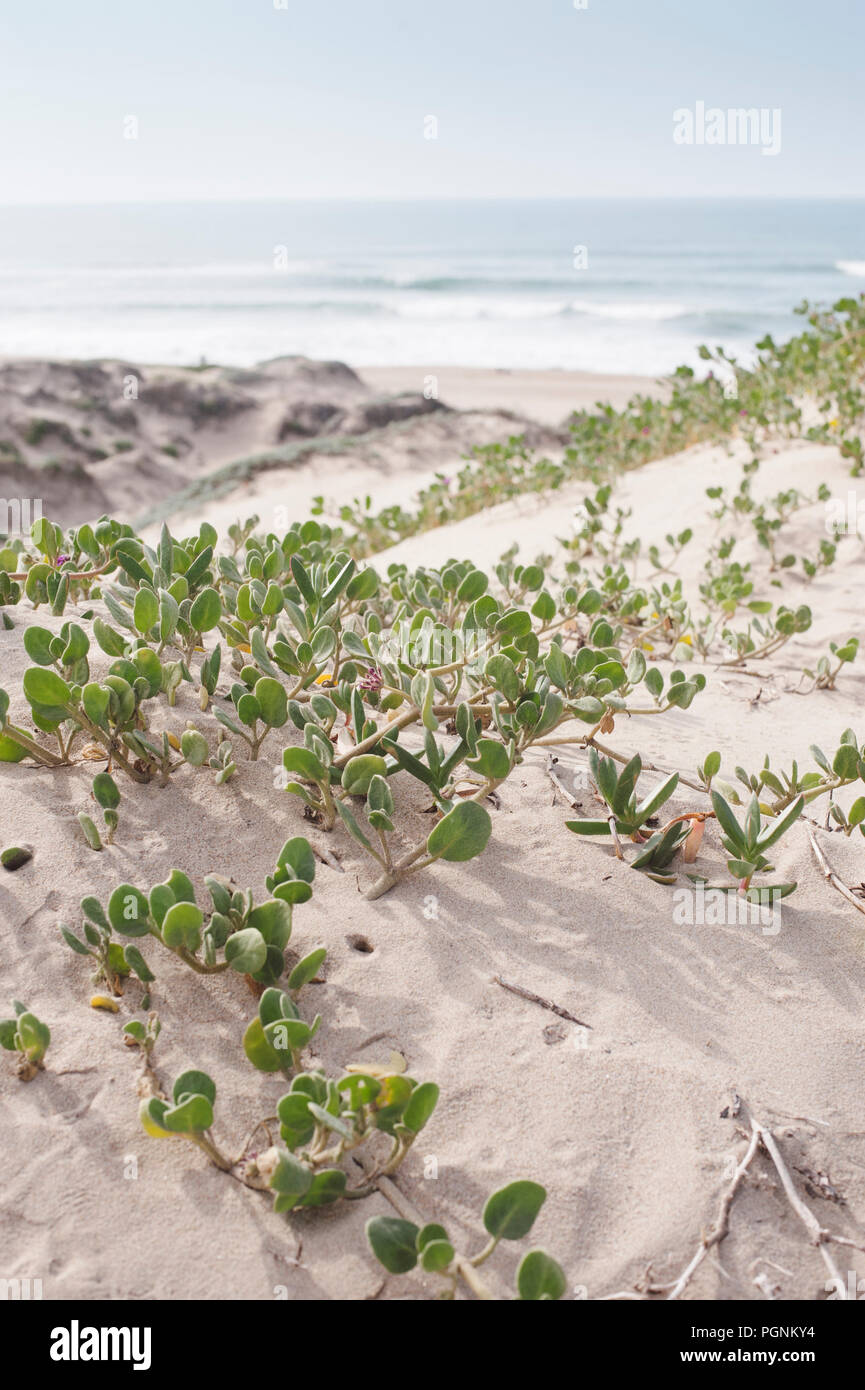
[2,365,864,1302]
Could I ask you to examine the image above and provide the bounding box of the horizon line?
[2,193,865,210]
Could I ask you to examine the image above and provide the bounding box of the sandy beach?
[2,351,865,1304]
[360,366,664,425]
[5,0,865,1357]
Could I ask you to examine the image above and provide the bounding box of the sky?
[0,0,862,204]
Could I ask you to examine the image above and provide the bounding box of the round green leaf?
[269,1150,313,1207]
[255,676,288,729]
[173,1069,216,1106]
[236,692,261,727]
[224,927,267,974]
[180,729,209,766]
[427,801,492,863]
[465,738,510,780]
[163,1093,213,1133]
[282,746,326,782]
[421,1238,455,1273]
[264,1016,316,1052]
[341,754,387,796]
[277,1091,316,1147]
[164,868,196,903]
[0,736,29,764]
[22,626,56,666]
[287,946,326,993]
[366,1216,420,1274]
[516,1248,567,1300]
[107,884,151,937]
[16,1013,50,1063]
[139,1097,173,1138]
[402,1081,439,1135]
[483,653,520,703]
[247,898,293,950]
[456,569,488,603]
[299,1168,347,1207]
[242,1016,283,1072]
[161,901,204,952]
[833,743,860,781]
[189,586,222,633]
[483,1180,547,1241]
[22,666,71,708]
[133,587,159,635]
[337,1072,382,1107]
[259,986,295,1026]
[273,879,313,906]
[92,771,120,810]
[276,836,317,883]
[417,1222,449,1251]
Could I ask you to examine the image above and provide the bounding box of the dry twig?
[492,973,592,1029]
[807,827,865,918]
[603,1094,864,1301]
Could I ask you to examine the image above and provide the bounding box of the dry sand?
[2,365,864,1302]
[360,365,664,426]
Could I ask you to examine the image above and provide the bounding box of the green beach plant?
[242,980,325,1076]
[255,1066,439,1212]
[139,1053,439,1215]
[60,838,316,987]
[366,1180,565,1301]
[565,748,680,859]
[0,1001,51,1081]
[693,790,804,896]
[60,896,155,997]
[139,1069,231,1169]
[91,770,120,842]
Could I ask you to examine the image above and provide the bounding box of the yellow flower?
[681,633,693,646]
[314,671,333,685]
[830,418,839,429]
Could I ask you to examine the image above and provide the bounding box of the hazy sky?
[1,0,862,204]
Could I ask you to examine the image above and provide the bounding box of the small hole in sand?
[346,933,374,954]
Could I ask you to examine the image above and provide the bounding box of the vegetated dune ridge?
[0,355,578,531]
[1,378,864,1301]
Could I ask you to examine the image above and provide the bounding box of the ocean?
[0,198,862,375]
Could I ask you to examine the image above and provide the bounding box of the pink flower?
[359,666,383,692]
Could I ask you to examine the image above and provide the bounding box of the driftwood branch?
[604,1094,863,1301]
[655,1125,762,1299]
[807,826,865,918]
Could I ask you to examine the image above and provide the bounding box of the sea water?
[0,197,861,374]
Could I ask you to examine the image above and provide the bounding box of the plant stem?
[335,705,420,767]
[468,1236,499,1267]
[177,947,231,975]
[1,723,66,766]
[189,1132,233,1171]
